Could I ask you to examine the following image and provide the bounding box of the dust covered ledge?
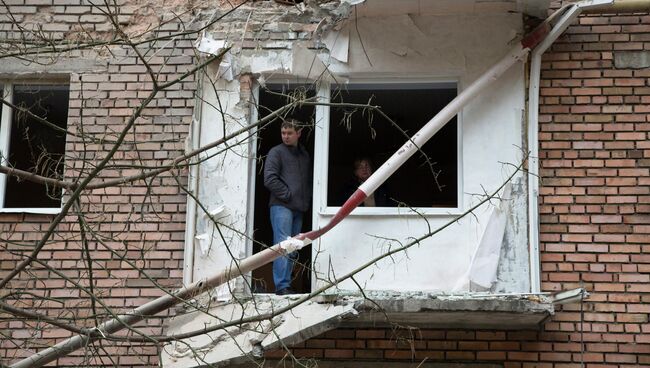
[161,291,554,367]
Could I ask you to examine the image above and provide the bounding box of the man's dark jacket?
[263,143,312,212]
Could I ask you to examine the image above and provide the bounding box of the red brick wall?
[536,8,650,367]
[0,0,196,365]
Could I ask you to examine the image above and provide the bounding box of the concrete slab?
[0,56,107,76]
[337,291,553,329]
[161,292,553,367]
[234,362,503,368]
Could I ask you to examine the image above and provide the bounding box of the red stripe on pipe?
[521,22,551,49]
[297,188,367,241]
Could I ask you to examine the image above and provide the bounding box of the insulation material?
[291,45,334,81]
[195,233,211,257]
[195,34,226,55]
[322,23,350,63]
[356,14,423,57]
[237,47,338,83]
[468,184,511,289]
[199,204,242,301]
[196,206,244,302]
[195,34,233,81]
[453,184,512,292]
[217,52,234,81]
[196,204,229,258]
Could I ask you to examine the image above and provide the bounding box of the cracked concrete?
[161,292,553,367]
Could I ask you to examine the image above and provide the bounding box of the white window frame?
[246,77,465,260]
[314,78,464,217]
[0,81,68,214]
[245,79,323,259]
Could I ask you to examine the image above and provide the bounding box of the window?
[249,80,459,293]
[324,82,459,210]
[251,83,316,293]
[0,83,70,212]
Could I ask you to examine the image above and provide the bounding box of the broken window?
[327,82,458,209]
[251,81,458,293]
[0,83,69,211]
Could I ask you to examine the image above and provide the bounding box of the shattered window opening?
[327,82,459,209]
[252,83,316,294]
[0,83,69,210]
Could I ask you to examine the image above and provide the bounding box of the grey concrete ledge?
[163,292,553,368]
[321,291,554,330]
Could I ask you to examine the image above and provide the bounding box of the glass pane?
[4,84,69,208]
[328,84,458,208]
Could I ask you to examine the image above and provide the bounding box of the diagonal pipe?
[15,1,650,366]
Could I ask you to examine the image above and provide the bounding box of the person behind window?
[263,119,312,295]
[339,157,390,207]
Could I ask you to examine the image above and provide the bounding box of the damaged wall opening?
[0,83,69,210]
[252,83,315,294]
[251,81,459,293]
[327,82,458,208]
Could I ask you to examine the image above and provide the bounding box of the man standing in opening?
[264,119,312,295]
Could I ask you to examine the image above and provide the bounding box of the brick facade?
[0,0,197,365]
[1,1,649,367]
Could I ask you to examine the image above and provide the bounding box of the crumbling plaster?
[192,64,254,298]
[190,0,534,295]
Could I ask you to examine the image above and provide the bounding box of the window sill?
[319,206,463,216]
[0,207,61,215]
[339,291,554,329]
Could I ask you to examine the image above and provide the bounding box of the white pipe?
[527,0,613,293]
[0,84,13,208]
[182,73,205,286]
[361,46,529,196]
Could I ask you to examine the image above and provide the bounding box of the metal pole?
[10,243,287,368]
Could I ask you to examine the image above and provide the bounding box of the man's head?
[280,119,302,147]
[353,158,373,183]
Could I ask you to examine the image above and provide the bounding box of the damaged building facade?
[1,0,649,367]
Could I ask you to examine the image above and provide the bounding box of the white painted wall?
[193,12,531,295]
[192,70,253,298]
[310,13,529,292]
